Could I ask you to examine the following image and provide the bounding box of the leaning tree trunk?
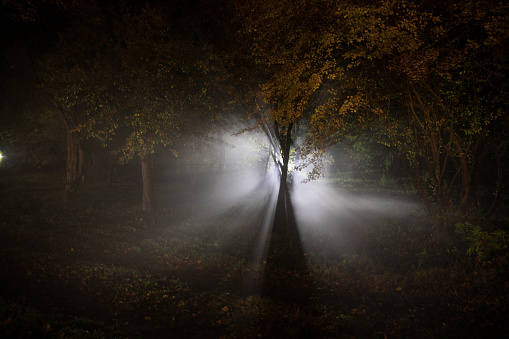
[141,147,154,212]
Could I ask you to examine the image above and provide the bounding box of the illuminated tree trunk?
[141,147,154,212]
[217,129,226,171]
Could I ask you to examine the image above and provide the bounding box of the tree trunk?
[141,148,154,213]
[217,129,226,172]
[64,129,84,201]
[268,127,305,273]
[49,100,84,201]
[487,138,509,218]
[273,123,293,235]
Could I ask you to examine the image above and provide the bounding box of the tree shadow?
[261,182,315,310]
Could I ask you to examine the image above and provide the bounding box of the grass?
[0,171,508,338]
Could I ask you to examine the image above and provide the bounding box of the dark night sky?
[0,0,225,47]
[0,0,230,102]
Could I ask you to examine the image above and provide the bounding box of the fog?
[157,130,426,268]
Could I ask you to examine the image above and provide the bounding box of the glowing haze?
[171,129,424,267]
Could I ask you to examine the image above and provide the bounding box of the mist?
[154,130,425,264]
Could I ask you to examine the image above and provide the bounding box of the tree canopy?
[1,0,507,227]
[226,0,508,231]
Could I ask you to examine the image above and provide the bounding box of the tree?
[335,0,509,232]
[226,0,383,232]
[228,0,508,236]
[78,3,234,212]
[226,0,509,233]
[20,0,114,199]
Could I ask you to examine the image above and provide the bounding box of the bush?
[455,222,509,269]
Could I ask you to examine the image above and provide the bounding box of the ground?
[0,171,508,338]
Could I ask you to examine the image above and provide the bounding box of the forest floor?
[0,171,508,338]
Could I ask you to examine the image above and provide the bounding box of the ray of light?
[290,169,425,254]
